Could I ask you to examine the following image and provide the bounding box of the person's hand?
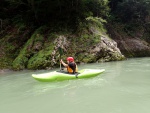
[60,59,63,63]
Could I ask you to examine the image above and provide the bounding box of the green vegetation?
[0,0,110,28]
[109,0,150,39]
[0,0,150,69]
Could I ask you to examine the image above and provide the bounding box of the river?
[0,57,150,113]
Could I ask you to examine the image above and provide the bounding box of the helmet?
[67,57,74,62]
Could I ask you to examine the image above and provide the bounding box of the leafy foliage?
[109,0,150,23]
[109,0,150,39]
[1,0,110,27]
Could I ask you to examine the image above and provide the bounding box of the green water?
[0,58,150,113]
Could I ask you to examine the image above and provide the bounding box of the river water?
[0,57,150,113]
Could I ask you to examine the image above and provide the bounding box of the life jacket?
[67,62,78,74]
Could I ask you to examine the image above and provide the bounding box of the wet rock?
[88,36,125,62]
[115,38,150,57]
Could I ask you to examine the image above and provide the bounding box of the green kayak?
[32,69,105,82]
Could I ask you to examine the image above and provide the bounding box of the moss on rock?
[1,18,126,70]
[27,44,55,69]
[12,27,45,70]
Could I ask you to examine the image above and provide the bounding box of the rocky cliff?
[5,21,125,70]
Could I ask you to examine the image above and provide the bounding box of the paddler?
[60,57,78,74]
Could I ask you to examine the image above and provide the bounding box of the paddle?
[58,47,63,71]
[58,47,79,78]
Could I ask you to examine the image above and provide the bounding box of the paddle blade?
[58,47,63,56]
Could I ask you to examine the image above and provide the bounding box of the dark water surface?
[0,57,150,113]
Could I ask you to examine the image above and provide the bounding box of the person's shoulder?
[68,62,75,66]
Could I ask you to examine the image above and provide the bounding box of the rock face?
[0,22,125,70]
[107,23,150,57]
[88,36,125,62]
[114,38,150,57]
[52,35,125,64]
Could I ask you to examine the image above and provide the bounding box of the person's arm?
[60,59,68,67]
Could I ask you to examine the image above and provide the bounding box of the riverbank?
[0,19,126,70]
[1,19,150,70]
[107,23,150,57]
[1,18,150,70]
[1,1,150,70]
[0,69,11,73]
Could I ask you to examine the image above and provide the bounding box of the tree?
[109,0,150,23]
[1,0,110,28]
